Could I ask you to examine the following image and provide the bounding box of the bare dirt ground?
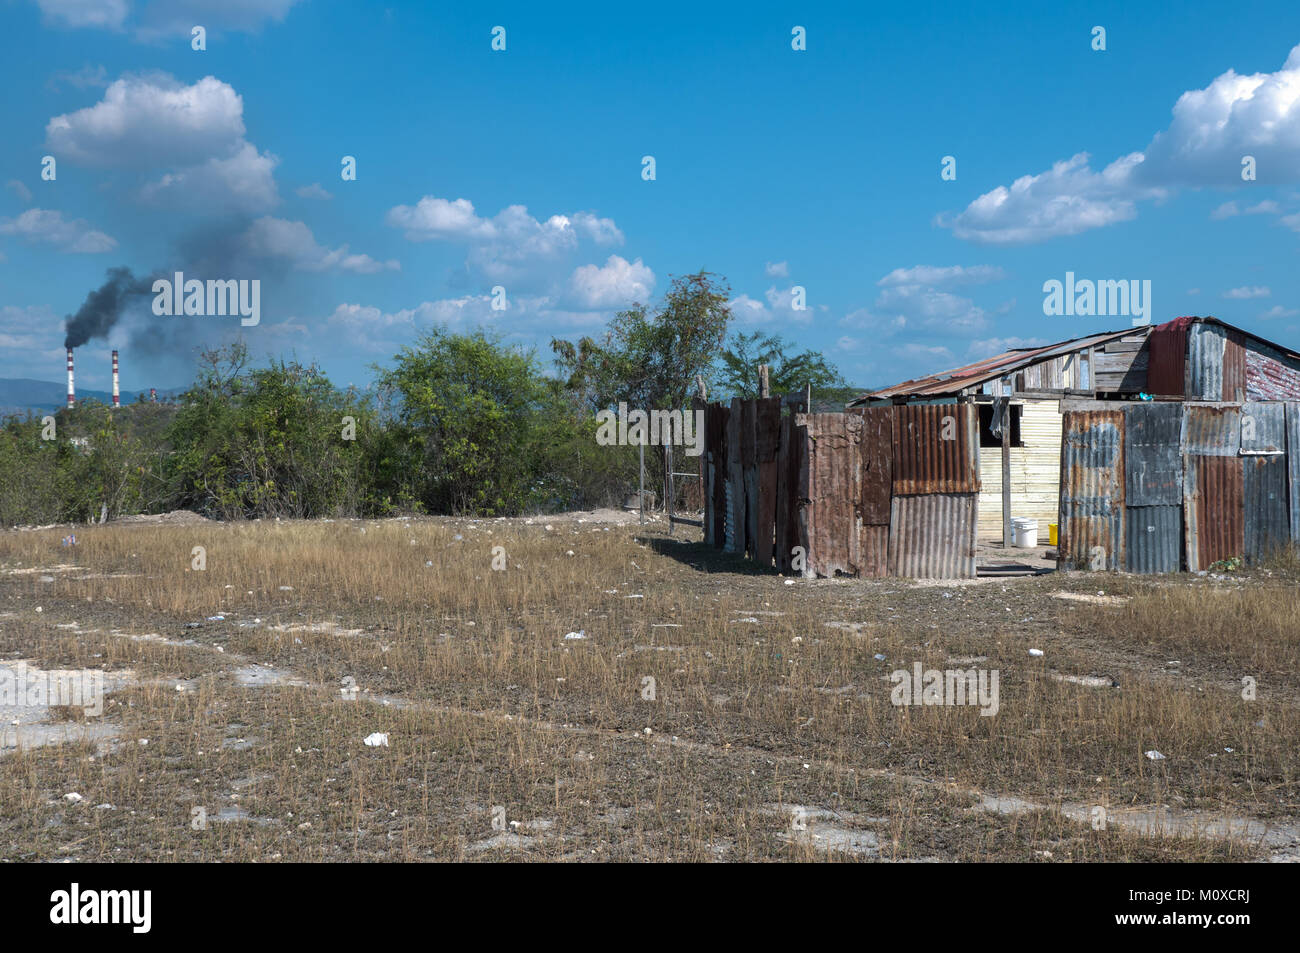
[0,514,1295,862]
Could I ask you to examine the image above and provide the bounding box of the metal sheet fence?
[702,400,979,578]
[704,398,1298,578]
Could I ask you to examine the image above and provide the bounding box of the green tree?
[716,331,849,400]
[166,345,380,518]
[377,328,605,515]
[551,270,731,412]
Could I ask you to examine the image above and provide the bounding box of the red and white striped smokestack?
[66,348,75,408]
[112,350,120,408]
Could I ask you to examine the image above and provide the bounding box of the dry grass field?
[0,513,1296,862]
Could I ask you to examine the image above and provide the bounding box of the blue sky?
[3,0,1300,395]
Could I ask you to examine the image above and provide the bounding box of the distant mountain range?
[0,378,183,417]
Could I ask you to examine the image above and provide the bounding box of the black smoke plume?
[63,266,155,350]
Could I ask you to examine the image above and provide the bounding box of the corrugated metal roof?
[1059,410,1125,570]
[850,316,1300,406]
[1246,347,1300,401]
[1125,403,1182,505]
[848,329,1139,402]
[890,404,979,494]
[1125,505,1182,574]
[887,492,977,578]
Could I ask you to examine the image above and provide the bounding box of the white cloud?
[943,152,1162,244]
[36,0,128,29]
[874,284,988,334]
[386,197,495,242]
[567,255,653,308]
[727,286,813,326]
[945,44,1300,243]
[1259,305,1299,320]
[386,195,627,284]
[764,260,790,278]
[47,74,247,167]
[570,212,623,245]
[295,183,333,200]
[0,208,116,253]
[1139,46,1300,186]
[877,264,1006,287]
[1223,285,1270,299]
[47,74,280,212]
[139,141,279,213]
[240,217,398,274]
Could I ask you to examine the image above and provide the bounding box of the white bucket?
[1011,517,1038,548]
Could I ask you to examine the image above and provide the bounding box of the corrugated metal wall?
[1125,505,1181,573]
[1125,403,1182,504]
[891,404,979,494]
[888,493,977,578]
[1059,410,1125,570]
[1185,455,1244,571]
[703,392,1298,579]
[1187,323,1225,401]
[1289,403,1300,546]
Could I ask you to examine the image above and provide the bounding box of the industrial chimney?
[66,348,75,408]
[112,350,120,408]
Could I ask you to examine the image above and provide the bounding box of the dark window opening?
[977,403,1024,448]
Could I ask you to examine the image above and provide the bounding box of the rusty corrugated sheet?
[858,523,889,578]
[856,405,893,524]
[1125,505,1182,573]
[1223,329,1247,402]
[887,492,977,579]
[1125,403,1182,505]
[1183,405,1241,456]
[1186,322,1225,400]
[1244,454,1288,563]
[891,403,979,494]
[1289,403,1300,545]
[1246,346,1300,401]
[1059,410,1124,570]
[798,413,862,577]
[1146,317,1191,396]
[1241,401,1286,453]
[1184,455,1243,571]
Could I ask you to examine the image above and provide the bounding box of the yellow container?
[1049,523,1058,546]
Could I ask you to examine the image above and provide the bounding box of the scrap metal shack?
[699,316,1300,578]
